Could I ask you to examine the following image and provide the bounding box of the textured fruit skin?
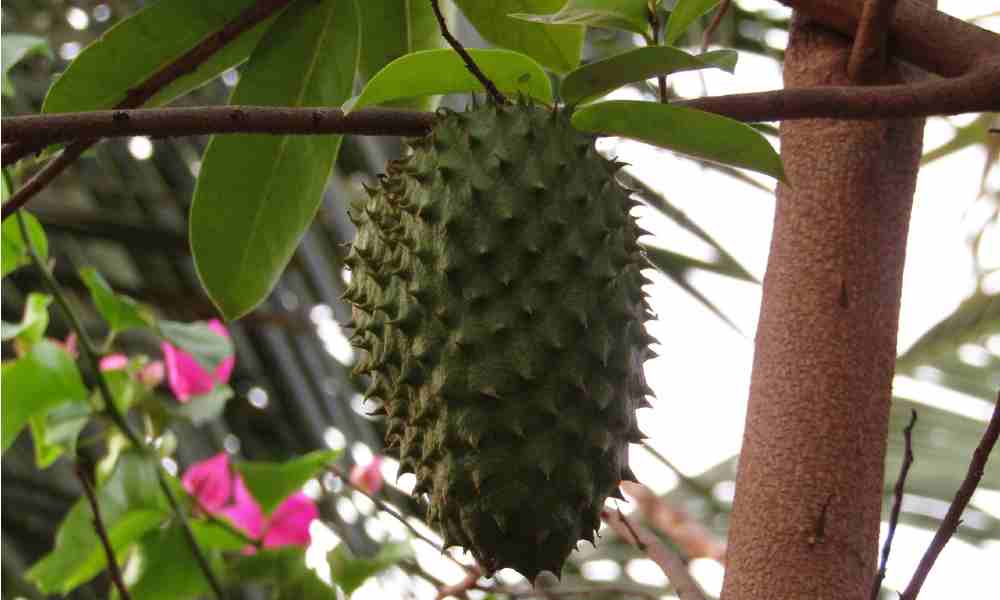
[343,100,653,579]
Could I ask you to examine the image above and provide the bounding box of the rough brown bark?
[720,14,927,600]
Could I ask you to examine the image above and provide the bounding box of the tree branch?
[848,0,899,83]
[900,394,1000,600]
[75,463,133,600]
[871,409,917,600]
[430,0,506,104]
[1,0,296,220]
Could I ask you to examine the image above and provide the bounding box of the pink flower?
[349,456,384,494]
[162,319,235,403]
[99,353,129,371]
[181,453,316,550]
[57,333,78,358]
[139,360,165,387]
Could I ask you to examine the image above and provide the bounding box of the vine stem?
[12,199,226,600]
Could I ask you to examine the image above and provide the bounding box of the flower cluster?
[182,453,317,550]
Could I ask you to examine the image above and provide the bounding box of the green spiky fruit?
[343,99,653,579]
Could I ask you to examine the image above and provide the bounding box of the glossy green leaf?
[2,340,87,453]
[27,451,168,594]
[79,267,156,334]
[561,46,736,105]
[2,34,52,96]
[665,0,722,45]
[191,0,360,320]
[29,402,92,468]
[572,100,785,180]
[358,0,450,111]
[349,48,553,111]
[1,211,48,277]
[42,0,284,114]
[510,0,652,39]
[1,293,52,344]
[328,543,413,594]
[159,320,234,373]
[453,0,584,73]
[236,449,341,514]
[171,385,234,425]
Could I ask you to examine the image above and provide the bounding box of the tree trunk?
[720,14,927,600]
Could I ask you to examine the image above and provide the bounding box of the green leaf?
[665,0,722,45]
[191,0,361,320]
[42,0,285,114]
[171,385,234,425]
[328,543,413,594]
[29,402,92,468]
[229,547,335,599]
[561,46,736,105]
[571,100,785,180]
[3,34,52,97]
[79,267,156,334]
[358,0,450,110]
[99,369,144,415]
[189,519,251,551]
[27,451,168,594]
[453,0,585,73]
[159,320,234,373]
[349,48,553,111]
[236,449,340,514]
[1,292,52,344]
[510,0,653,39]
[2,340,87,453]
[1,211,48,277]
[126,525,220,600]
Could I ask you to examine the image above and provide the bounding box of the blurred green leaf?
[159,320,234,373]
[572,100,785,180]
[41,0,284,114]
[642,243,754,282]
[237,449,341,514]
[2,211,48,277]
[328,543,413,594]
[79,267,156,334]
[2,340,86,453]
[561,46,736,105]
[27,451,168,594]
[2,34,52,97]
[922,114,996,166]
[229,547,335,599]
[191,0,360,320]
[126,525,219,600]
[29,402,92,469]
[1,293,52,344]
[171,385,234,425]
[349,48,553,111]
[189,520,251,551]
[665,0,722,45]
[453,0,585,72]
[510,0,653,39]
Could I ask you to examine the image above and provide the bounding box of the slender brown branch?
[871,409,917,600]
[647,6,668,103]
[435,566,481,600]
[848,0,899,84]
[75,463,133,600]
[601,509,707,600]
[899,395,1000,600]
[1,0,295,220]
[701,0,732,52]
[430,0,506,104]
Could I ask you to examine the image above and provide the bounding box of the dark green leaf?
[41,0,284,114]
[328,543,413,594]
[2,34,52,97]
[665,0,722,45]
[1,293,52,344]
[159,320,234,374]
[126,525,219,600]
[79,267,156,334]
[29,402,92,468]
[229,547,335,599]
[27,451,168,594]
[2,340,87,452]
[571,100,785,180]
[642,243,754,282]
[236,449,340,514]
[453,0,585,73]
[349,48,553,111]
[171,385,234,425]
[561,46,736,105]
[191,0,360,320]
[1,211,48,277]
[510,0,653,39]
[98,369,144,415]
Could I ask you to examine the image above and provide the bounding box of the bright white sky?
[303,2,1000,598]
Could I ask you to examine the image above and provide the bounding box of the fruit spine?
[343,99,654,579]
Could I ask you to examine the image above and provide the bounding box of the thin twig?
[436,566,481,600]
[429,0,506,104]
[900,394,1000,600]
[74,463,133,600]
[647,7,668,103]
[701,0,732,52]
[848,0,899,83]
[1,0,296,219]
[871,409,917,600]
[601,509,707,600]
[14,206,226,600]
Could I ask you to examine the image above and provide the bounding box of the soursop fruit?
[343,99,654,579]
